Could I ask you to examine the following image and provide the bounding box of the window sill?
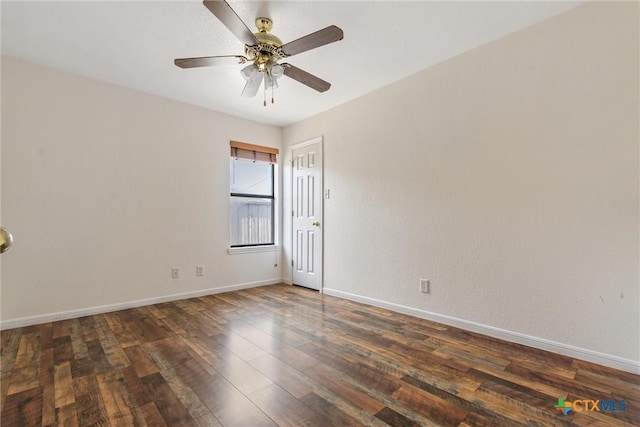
[227,245,280,255]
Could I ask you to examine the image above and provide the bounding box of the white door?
[292,138,323,290]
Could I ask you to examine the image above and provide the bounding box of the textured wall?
[283,2,639,363]
[1,57,283,323]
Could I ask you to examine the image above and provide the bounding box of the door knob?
[312,221,320,227]
[0,228,13,254]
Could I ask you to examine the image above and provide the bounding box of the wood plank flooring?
[1,284,638,426]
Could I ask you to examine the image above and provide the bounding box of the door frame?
[290,136,324,292]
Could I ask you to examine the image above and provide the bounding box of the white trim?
[323,287,640,375]
[0,279,282,331]
[227,245,280,255]
[290,137,323,150]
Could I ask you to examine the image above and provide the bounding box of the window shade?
[230,141,279,164]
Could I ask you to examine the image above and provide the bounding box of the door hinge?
[291,260,294,267]
[292,210,294,217]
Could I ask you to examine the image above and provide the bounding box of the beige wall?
[283,2,639,367]
[1,57,283,324]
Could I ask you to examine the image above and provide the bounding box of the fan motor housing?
[245,43,285,63]
[254,17,282,46]
[255,32,282,46]
[245,17,286,63]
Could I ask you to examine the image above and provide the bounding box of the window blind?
[230,141,279,164]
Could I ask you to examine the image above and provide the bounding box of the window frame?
[228,141,278,250]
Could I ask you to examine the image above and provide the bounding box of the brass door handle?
[0,228,13,254]
[312,221,320,227]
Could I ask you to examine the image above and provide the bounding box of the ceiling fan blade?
[281,25,343,57]
[241,73,264,98]
[203,0,258,46]
[174,55,248,68]
[282,64,331,92]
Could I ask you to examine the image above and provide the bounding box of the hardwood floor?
[1,284,638,426]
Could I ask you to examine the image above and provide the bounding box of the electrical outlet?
[196,265,204,277]
[420,279,430,294]
[171,268,179,279]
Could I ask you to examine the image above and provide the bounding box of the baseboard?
[323,288,640,375]
[0,278,283,331]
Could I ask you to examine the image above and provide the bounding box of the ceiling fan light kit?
[175,0,343,106]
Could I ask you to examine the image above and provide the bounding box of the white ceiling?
[1,0,581,127]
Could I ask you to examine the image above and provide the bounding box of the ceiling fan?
[175,0,344,106]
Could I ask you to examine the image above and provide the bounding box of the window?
[230,141,278,247]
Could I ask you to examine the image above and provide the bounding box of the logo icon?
[555,398,573,415]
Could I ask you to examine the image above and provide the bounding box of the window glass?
[230,197,273,246]
[230,160,273,196]
[230,157,275,247]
